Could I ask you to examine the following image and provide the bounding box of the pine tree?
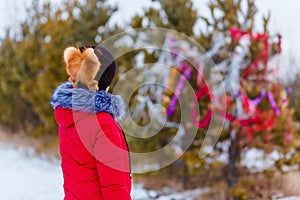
[126,0,299,197]
[196,0,298,192]
[0,0,118,135]
[0,32,41,131]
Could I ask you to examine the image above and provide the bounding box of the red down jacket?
[54,106,132,200]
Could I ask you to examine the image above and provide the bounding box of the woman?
[50,46,131,199]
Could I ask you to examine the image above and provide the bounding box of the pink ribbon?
[267,92,280,116]
[166,64,191,117]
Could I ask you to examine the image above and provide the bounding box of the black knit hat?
[79,46,116,90]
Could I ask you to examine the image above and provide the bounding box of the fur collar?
[50,82,126,120]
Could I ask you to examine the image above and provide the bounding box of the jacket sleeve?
[93,114,131,200]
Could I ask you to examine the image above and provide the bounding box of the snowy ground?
[0,143,299,200]
[0,143,206,200]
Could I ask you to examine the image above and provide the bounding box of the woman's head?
[79,46,116,91]
[64,45,116,91]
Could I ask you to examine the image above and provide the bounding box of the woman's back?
[54,106,131,200]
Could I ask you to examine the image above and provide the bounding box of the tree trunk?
[178,158,188,189]
[227,129,239,188]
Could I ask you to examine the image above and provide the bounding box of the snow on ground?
[241,148,299,172]
[0,143,206,200]
[0,143,63,200]
[0,143,299,200]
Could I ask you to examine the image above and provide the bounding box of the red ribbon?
[191,83,212,128]
[230,28,269,79]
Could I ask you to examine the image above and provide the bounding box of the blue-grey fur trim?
[50,82,126,120]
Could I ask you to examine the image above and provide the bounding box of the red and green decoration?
[164,28,293,142]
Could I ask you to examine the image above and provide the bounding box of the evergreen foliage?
[0,0,117,135]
